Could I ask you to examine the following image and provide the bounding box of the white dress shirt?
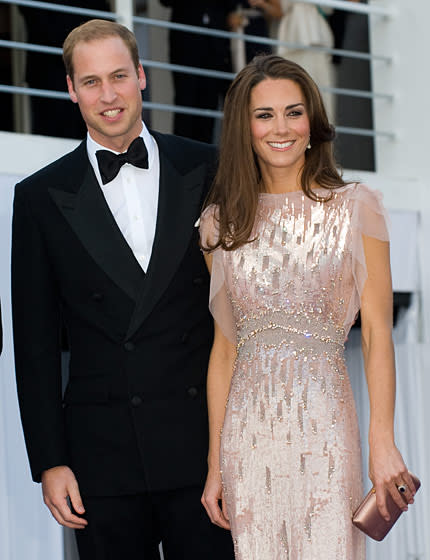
[87,122,159,273]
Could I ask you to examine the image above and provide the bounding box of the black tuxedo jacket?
[12,132,216,496]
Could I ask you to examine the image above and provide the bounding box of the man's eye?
[115,74,126,79]
[85,79,96,86]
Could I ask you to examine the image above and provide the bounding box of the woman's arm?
[200,253,236,530]
[360,235,416,520]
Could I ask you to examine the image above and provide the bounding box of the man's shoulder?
[151,130,217,172]
[16,141,87,196]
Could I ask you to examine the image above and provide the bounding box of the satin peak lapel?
[126,152,206,338]
[48,165,144,302]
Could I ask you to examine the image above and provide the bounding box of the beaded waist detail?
[236,309,345,352]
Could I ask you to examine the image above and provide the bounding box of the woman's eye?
[288,111,303,117]
[256,113,272,119]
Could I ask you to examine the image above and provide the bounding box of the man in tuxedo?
[12,19,233,560]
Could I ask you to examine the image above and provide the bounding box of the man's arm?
[11,184,86,528]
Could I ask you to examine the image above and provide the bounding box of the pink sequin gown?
[200,183,390,560]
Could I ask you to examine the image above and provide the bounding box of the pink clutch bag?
[352,473,420,541]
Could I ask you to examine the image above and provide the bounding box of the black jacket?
[12,132,216,496]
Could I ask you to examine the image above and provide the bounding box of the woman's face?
[249,78,311,179]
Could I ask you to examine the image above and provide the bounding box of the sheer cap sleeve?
[344,183,391,334]
[199,205,237,344]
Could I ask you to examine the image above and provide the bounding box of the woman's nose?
[273,116,289,135]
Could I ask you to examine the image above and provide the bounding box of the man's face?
[67,36,146,152]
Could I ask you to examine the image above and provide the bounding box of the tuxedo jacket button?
[124,342,135,351]
[193,276,204,286]
[187,387,198,398]
[181,332,189,344]
[130,395,142,407]
[91,292,104,302]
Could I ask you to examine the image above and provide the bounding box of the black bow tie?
[95,136,149,185]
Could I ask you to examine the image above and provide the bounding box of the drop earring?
[307,137,311,150]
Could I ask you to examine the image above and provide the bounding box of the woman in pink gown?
[199,55,415,559]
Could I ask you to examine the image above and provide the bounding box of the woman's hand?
[369,441,416,520]
[201,469,230,530]
[227,11,246,31]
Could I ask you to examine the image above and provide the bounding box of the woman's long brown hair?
[203,55,346,252]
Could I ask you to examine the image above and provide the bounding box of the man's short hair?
[63,19,140,81]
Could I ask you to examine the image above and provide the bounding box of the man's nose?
[100,81,117,103]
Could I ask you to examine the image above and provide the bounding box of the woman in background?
[200,55,414,558]
[276,0,335,119]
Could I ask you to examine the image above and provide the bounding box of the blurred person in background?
[275,0,361,122]
[159,0,236,143]
[276,0,335,120]
[228,0,282,72]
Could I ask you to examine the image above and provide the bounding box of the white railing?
[293,0,393,16]
[0,0,394,139]
[0,0,394,17]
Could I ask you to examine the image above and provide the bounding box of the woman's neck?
[260,166,302,194]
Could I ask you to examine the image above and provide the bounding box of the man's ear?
[138,64,146,92]
[66,75,78,103]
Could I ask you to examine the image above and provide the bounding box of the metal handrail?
[292,0,393,16]
[132,15,390,63]
[0,39,393,102]
[0,0,115,19]
[0,0,392,63]
[0,84,395,139]
[0,0,392,17]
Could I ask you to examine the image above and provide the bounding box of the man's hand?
[41,466,88,529]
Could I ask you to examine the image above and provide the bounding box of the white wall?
[370,1,430,182]
[365,0,430,343]
[0,173,64,560]
[0,131,79,177]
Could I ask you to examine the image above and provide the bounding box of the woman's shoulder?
[332,182,384,206]
[337,181,380,195]
[340,183,390,238]
[200,203,220,228]
[199,204,220,249]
